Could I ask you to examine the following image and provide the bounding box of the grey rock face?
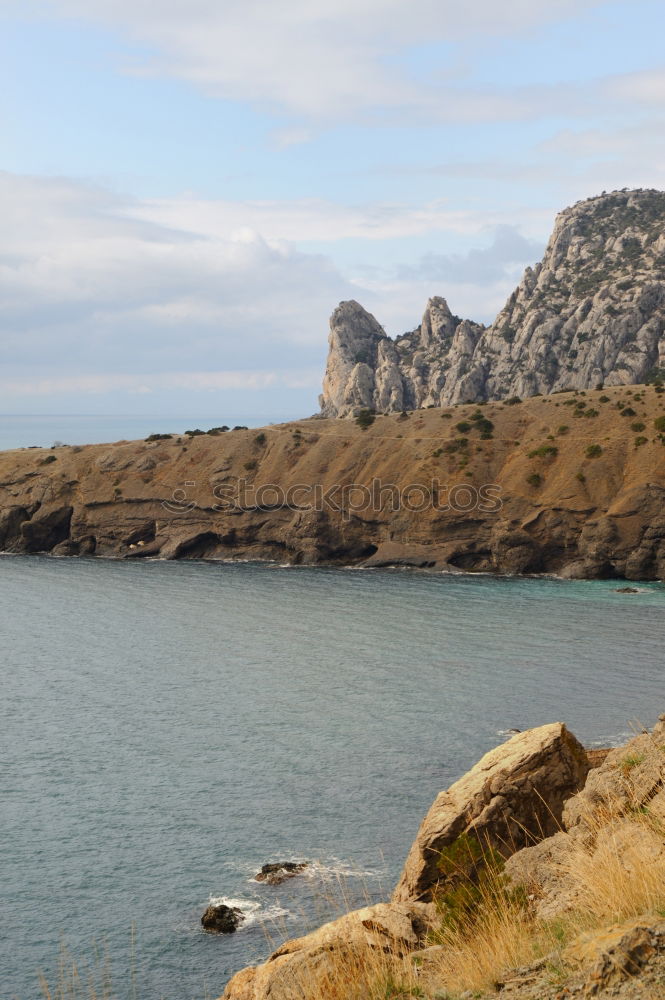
[320,189,665,416]
[318,297,484,417]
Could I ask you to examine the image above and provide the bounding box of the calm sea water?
[1,557,664,999]
[0,415,285,451]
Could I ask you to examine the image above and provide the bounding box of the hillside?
[320,189,665,417]
[1,384,664,579]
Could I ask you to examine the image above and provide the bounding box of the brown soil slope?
[1,385,664,578]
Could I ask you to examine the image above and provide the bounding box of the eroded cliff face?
[1,385,664,579]
[319,189,665,417]
[319,297,484,417]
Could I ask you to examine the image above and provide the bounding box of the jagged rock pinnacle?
[320,189,665,416]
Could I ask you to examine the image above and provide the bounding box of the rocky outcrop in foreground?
[320,189,665,416]
[222,901,435,1000]
[392,722,589,903]
[221,716,665,1000]
[1,384,664,579]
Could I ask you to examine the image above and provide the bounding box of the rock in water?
[201,903,245,934]
[392,722,589,903]
[254,861,308,885]
[319,189,665,416]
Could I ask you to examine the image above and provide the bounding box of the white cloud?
[128,195,533,244]
[608,68,665,105]
[21,0,606,120]
[398,225,543,285]
[0,171,549,407]
[0,369,321,397]
[539,119,665,192]
[0,172,356,383]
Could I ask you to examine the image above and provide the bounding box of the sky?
[1,0,665,421]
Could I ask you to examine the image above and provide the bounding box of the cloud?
[129,195,531,244]
[0,172,553,409]
[0,172,356,385]
[0,369,321,397]
[539,118,665,192]
[399,225,543,285]
[608,68,665,105]
[20,0,606,120]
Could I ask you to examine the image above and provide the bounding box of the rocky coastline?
[220,717,665,1000]
[1,384,664,580]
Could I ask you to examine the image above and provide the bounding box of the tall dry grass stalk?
[241,755,665,1000]
[37,737,665,1000]
[423,735,665,997]
[39,939,114,1000]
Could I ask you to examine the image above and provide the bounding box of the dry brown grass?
[37,739,665,1000]
[417,737,665,998]
[297,737,665,1000]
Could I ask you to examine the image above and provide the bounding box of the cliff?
[320,189,665,417]
[1,384,664,579]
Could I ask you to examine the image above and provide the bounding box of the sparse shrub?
[456,421,472,433]
[40,454,57,465]
[599,395,610,403]
[583,408,599,418]
[232,425,248,431]
[432,448,443,458]
[631,422,646,432]
[145,433,172,441]
[471,414,494,437]
[207,426,229,435]
[243,459,258,471]
[504,396,522,405]
[528,445,558,459]
[576,471,586,483]
[654,416,665,432]
[527,473,542,487]
[254,432,267,446]
[557,425,569,435]
[586,444,603,458]
[620,407,637,417]
[185,428,205,437]
[445,438,468,454]
[355,409,376,430]
[399,411,409,420]
[635,436,648,447]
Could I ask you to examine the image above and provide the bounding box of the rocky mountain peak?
[319,188,665,416]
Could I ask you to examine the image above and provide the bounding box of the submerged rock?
[254,861,308,885]
[201,903,245,934]
[615,586,639,593]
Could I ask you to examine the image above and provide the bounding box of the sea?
[0,415,287,452]
[1,555,664,999]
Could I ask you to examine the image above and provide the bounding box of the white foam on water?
[302,858,384,882]
[207,896,291,929]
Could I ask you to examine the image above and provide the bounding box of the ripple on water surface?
[0,556,663,997]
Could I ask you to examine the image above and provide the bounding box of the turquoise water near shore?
[1,557,664,998]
